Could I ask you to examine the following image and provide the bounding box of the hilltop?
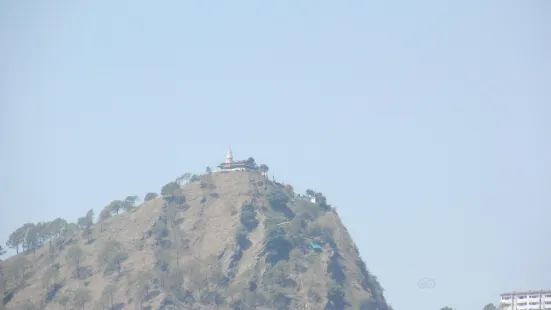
[0,165,391,309]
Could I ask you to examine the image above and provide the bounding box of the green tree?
[144,192,158,201]
[44,219,66,251]
[7,223,36,253]
[37,222,52,251]
[176,172,191,185]
[98,240,127,275]
[326,281,347,310]
[245,157,256,167]
[267,188,291,212]
[240,203,259,231]
[484,304,497,310]
[98,206,112,232]
[22,223,40,255]
[161,181,180,197]
[0,245,5,256]
[77,216,89,229]
[314,192,330,209]
[66,245,84,278]
[77,209,94,228]
[6,226,25,253]
[99,205,112,222]
[51,218,68,235]
[205,166,212,174]
[264,226,293,265]
[78,209,95,243]
[86,208,94,221]
[190,174,200,182]
[108,200,124,214]
[123,195,139,211]
[305,189,315,197]
[46,218,68,248]
[37,221,50,243]
[73,287,91,310]
[161,181,185,204]
[259,164,269,175]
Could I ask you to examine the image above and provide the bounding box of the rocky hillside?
[1,170,391,310]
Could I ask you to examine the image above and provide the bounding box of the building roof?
[222,160,246,164]
[500,290,551,296]
[217,161,258,169]
[310,241,322,249]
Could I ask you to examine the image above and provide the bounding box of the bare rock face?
[2,170,390,310]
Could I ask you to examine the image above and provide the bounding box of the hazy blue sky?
[1,1,549,309]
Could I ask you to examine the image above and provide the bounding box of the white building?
[500,290,551,310]
[216,148,258,172]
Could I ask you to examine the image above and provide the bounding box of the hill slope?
[1,170,391,310]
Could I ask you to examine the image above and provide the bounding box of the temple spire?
[225,145,233,164]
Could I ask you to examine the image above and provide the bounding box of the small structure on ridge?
[217,147,259,172]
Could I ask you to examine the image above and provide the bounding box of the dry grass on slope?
[2,197,166,310]
[2,170,391,310]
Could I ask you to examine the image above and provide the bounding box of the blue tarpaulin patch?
[310,241,322,249]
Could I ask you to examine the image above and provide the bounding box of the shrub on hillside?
[240,203,259,231]
[294,200,323,221]
[144,192,158,201]
[190,174,200,182]
[228,225,251,279]
[235,227,251,250]
[271,292,292,310]
[306,223,334,244]
[267,187,295,219]
[267,189,289,207]
[357,257,388,309]
[327,249,346,285]
[161,182,185,204]
[325,282,349,310]
[360,298,379,310]
[263,227,293,265]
